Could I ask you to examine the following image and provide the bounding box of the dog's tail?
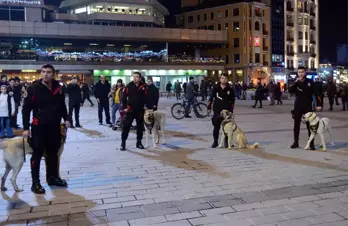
[248,142,260,149]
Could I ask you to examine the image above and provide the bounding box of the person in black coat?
[146,77,159,111]
[66,77,82,127]
[8,77,22,128]
[81,83,94,107]
[275,82,283,105]
[252,82,264,108]
[326,78,337,111]
[94,76,111,125]
[288,66,321,149]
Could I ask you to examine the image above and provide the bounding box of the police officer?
[208,74,235,148]
[22,64,70,194]
[146,77,159,111]
[66,76,82,128]
[120,72,147,151]
[288,66,321,149]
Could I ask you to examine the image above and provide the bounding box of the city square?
[0,98,347,226]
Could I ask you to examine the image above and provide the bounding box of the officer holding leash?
[22,64,70,194]
[208,74,235,148]
[288,66,322,150]
[120,72,147,151]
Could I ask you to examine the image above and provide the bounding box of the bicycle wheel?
[171,103,186,120]
[193,102,208,118]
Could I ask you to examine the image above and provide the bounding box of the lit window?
[254,37,260,47]
[75,7,87,14]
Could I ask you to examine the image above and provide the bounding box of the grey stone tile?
[248,214,288,225]
[224,210,261,220]
[165,211,203,221]
[152,220,192,226]
[129,216,167,226]
[188,215,229,225]
[145,207,180,217]
[178,202,213,212]
[308,213,346,224]
[107,211,146,222]
[201,207,236,216]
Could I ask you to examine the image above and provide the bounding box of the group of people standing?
[0,75,23,138]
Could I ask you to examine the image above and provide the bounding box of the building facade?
[284,0,319,71]
[337,44,348,66]
[271,0,285,83]
[0,0,228,91]
[179,0,272,85]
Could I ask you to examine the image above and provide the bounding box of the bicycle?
[171,97,208,120]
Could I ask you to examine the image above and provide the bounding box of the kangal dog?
[302,112,334,151]
[0,124,67,192]
[219,110,260,149]
[144,109,166,149]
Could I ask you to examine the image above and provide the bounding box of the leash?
[22,137,26,163]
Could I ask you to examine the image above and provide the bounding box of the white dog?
[0,124,67,192]
[219,110,260,149]
[302,112,334,151]
[144,109,166,149]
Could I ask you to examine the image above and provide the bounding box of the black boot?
[47,176,68,187]
[136,141,145,149]
[31,181,45,194]
[224,137,228,148]
[290,140,299,149]
[310,141,316,150]
[120,140,126,151]
[211,140,218,148]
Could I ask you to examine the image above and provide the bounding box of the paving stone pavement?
[0,97,347,226]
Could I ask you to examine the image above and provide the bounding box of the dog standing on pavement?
[219,110,260,149]
[144,109,166,149]
[0,124,67,192]
[302,112,334,151]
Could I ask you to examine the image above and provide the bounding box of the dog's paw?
[1,187,7,191]
[15,188,23,192]
[228,146,233,150]
[321,149,327,152]
[154,146,159,149]
[218,145,223,148]
[161,141,166,145]
[304,146,310,150]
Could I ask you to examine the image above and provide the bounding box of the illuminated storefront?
[94,69,207,91]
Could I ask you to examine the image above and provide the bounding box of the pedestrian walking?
[326,78,337,111]
[268,81,276,105]
[146,77,159,111]
[8,77,21,128]
[200,79,207,101]
[339,82,348,111]
[94,76,112,126]
[174,80,181,100]
[208,74,235,148]
[0,85,15,138]
[166,81,172,99]
[81,82,94,107]
[184,77,197,118]
[252,82,264,108]
[110,80,124,128]
[22,64,70,194]
[275,82,283,105]
[288,66,321,150]
[120,72,147,151]
[66,77,82,128]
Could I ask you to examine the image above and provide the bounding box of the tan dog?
[0,124,67,192]
[219,110,260,149]
[144,109,166,149]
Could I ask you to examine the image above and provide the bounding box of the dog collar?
[145,121,155,134]
[309,122,319,134]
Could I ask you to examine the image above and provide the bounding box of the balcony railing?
[287,37,294,42]
[263,46,269,51]
[263,30,269,35]
[287,7,294,12]
[311,53,317,58]
[287,52,295,56]
[310,25,316,30]
[286,22,294,27]
[310,40,316,45]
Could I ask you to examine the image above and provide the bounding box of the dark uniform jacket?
[288,78,321,112]
[22,79,68,130]
[208,83,235,113]
[66,83,82,105]
[8,85,22,104]
[94,81,111,100]
[146,84,159,109]
[123,81,147,112]
[82,84,90,97]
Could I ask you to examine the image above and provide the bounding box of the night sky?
[45,0,347,63]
